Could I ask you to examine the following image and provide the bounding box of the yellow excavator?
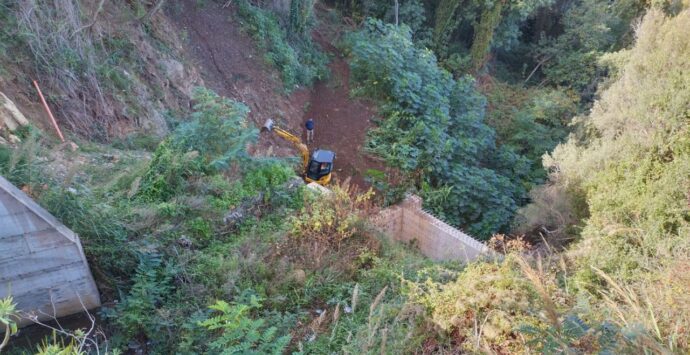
[262,119,334,185]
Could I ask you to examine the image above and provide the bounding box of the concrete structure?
[0,176,100,327]
[373,195,490,262]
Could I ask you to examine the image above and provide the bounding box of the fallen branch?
[71,0,106,38]
[140,0,166,23]
[524,54,552,85]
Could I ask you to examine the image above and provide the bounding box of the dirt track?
[170,1,383,188]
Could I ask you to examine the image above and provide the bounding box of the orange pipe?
[32,80,65,143]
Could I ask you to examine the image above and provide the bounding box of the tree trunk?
[394,0,399,26]
[433,0,463,58]
[469,0,504,72]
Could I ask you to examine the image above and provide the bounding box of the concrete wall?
[373,195,490,262]
[0,176,100,327]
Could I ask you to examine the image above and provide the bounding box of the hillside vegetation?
[0,0,689,354]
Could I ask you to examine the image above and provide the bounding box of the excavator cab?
[262,119,335,185]
[305,150,334,185]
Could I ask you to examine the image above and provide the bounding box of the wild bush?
[300,240,445,354]
[38,186,136,284]
[288,0,315,38]
[236,0,328,90]
[0,128,42,187]
[138,87,257,201]
[511,7,690,352]
[536,8,690,279]
[484,82,579,184]
[14,0,115,138]
[78,87,305,351]
[0,3,20,62]
[342,0,431,43]
[346,19,530,238]
[174,88,257,171]
[530,0,646,98]
[414,256,541,353]
[286,182,375,267]
[432,0,552,64]
[402,250,686,353]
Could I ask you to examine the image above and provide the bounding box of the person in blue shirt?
[305,118,315,144]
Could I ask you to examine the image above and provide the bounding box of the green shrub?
[138,87,257,201]
[177,88,257,170]
[187,217,213,241]
[242,163,295,196]
[287,183,375,267]
[0,3,19,61]
[137,140,203,201]
[515,8,690,352]
[288,0,314,37]
[236,0,327,90]
[39,187,136,284]
[346,19,530,238]
[111,133,162,151]
[541,8,690,280]
[0,296,18,352]
[484,82,579,184]
[0,129,42,187]
[532,0,644,98]
[415,256,539,353]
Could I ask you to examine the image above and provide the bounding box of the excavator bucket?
[262,118,275,132]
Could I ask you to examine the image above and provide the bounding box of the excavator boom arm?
[273,127,310,169]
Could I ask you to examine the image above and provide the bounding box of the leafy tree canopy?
[347,19,532,237]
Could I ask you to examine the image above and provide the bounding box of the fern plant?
[107,254,173,342]
[199,297,291,355]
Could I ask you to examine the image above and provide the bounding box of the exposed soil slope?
[170,1,308,157]
[170,1,383,187]
[304,25,383,187]
[1,1,200,141]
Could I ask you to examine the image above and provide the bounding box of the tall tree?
[433,0,464,57]
[470,0,504,70]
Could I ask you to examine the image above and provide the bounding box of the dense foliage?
[347,20,530,238]
[528,7,690,282]
[511,7,690,350]
[236,0,328,90]
[528,0,645,98]
[3,1,690,354]
[138,87,258,201]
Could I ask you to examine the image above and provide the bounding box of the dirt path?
[303,27,383,188]
[170,1,383,188]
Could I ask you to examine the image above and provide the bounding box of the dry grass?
[17,0,110,137]
[280,181,378,268]
[351,283,360,314]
